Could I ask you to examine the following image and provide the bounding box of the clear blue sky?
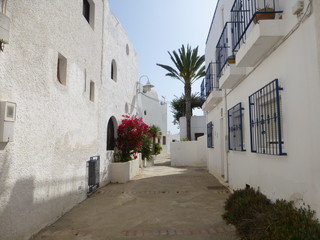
[108,0,217,134]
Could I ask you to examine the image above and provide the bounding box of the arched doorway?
[107,117,117,150]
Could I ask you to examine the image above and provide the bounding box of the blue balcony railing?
[200,79,205,105]
[216,22,234,80]
[231,0,282,53]
[205,64,213,96]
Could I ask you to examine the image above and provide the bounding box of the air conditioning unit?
[0,13,10,44]
[292,1,304,15]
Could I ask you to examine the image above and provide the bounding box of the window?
[83,0,90,22]
[248,79,286,155]
[162,136,166,145]
[57,53,67,86]
[111,59,117,81]
[107,117,116,150]
[83,0,95,29]
[207,122,213,148]
[89,81,95,102]
[126,44,130,56]
[228,103,245,151]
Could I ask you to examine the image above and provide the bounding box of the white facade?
[0,1,138,239]
[137,82,168,154]
[204,0,320,217]
[179,116,206,141]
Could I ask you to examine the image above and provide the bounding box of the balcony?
[216,22,247,89]
[231,0,284,67]
[200,63,223,112]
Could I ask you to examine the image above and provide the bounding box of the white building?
[179,116,206,141]
[0,1,138,239]
[203,0,320,217]
[137,80,168,154]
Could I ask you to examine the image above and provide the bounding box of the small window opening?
[83,0,95,29]
[162,136,166,145]
[57,53,67,86]
[111,59,117,81]
[144,110,147,115]
[126,44,129,55]
[83,0,90,22]
[89,81,95,102]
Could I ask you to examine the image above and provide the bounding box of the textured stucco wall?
[0,0,138,239]
[171,137,207,167]
[99,2,139,184]
[205,0,320,217]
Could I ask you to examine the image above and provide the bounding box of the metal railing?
[205,63,213,96]
[216,22,234,79]
[200,79,205,105]
[248,79,286,156]
[231,0,282,53]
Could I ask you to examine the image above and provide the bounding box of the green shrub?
[154,142,162,155]
[223,187,271,226]
[253,200,320,240]
[223,188,320,240]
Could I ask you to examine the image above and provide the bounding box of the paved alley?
[32,157,239,240]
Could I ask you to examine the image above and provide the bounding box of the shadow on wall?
[0,175,88,240]
[101,151,113,184]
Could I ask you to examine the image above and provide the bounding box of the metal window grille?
[87,155,100,193]
[207,122,214,148]
[248,79,286,155]
[230,0,282,53]
[200,79,205,105]
[228,103,245,151]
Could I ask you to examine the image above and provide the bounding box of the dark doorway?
[107,118,115,150]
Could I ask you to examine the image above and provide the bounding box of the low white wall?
[171,136,207,167]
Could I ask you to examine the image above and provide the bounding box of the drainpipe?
[224,89,229,184]
[2,0,7,14]
[100,0,105,85]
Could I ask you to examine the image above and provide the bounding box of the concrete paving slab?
[32,156,239,240]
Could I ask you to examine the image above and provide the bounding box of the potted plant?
[253,5,276,24]
[110,115,149,183]
[141,133,153,167]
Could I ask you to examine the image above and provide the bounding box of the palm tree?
[157,44,205,140]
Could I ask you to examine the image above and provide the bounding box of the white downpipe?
[2,0,7,14]
[224,89,229,183]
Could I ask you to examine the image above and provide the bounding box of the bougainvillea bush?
[114,115,149,162]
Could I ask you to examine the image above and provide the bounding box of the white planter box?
[110,158,140,183]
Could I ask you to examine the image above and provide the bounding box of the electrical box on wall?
[0,101,16,142]
[0,13,10,44]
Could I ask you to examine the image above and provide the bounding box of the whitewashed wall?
[137,85,168,154]
[179,116,206,141]
[171,136,207,167]
[205,0,320,217]
[100,2,139,183]
[0,1,138,239]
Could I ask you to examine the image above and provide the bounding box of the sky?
[108,0,218,134]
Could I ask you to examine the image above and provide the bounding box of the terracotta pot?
[253,12,276,24]
[228,58,235,64]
